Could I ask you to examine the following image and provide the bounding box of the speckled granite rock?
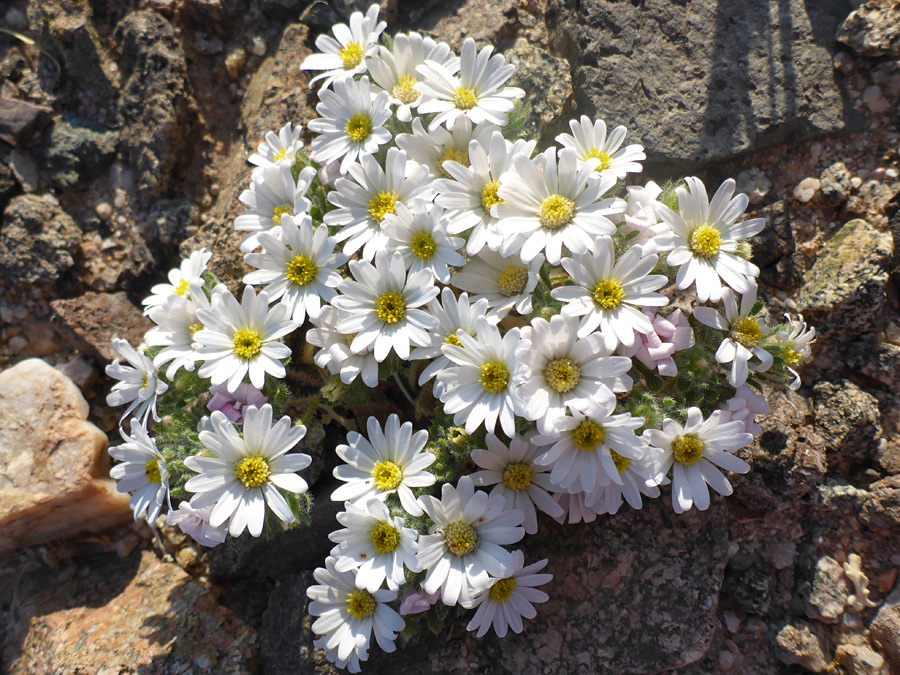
[871,583,900,668]
[397,0,518,52]
[806,555,849,623]
[838,0,900,58]
[813,379,882,473]
[50,291,152,362]
[506,39,574,146]
[775,620,831,672]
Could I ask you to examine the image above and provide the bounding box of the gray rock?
[401,0,517,52]
[505,39,574,147]
[806,555,849,623]
[44,115,119,191]
[813,380,881,472]
[844,334,900,390]
[721,554,773,615]
[836,644,886,675]
[750,200,803,290]
[0,97,53,147]
[871,583,900,668]
[775,621,831,672]
[546,0,856,169]
[140,197,200,249]
[0,162,19,211]
[861,475,900,530]
[838,0,900,58]
[820,161,854,207]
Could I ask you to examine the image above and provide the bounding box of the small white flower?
[552,491,603,524]
[141,249,212,314]
[329,498,421,592]
[645,407,752,513]
[466,551,552,638]
[775,313,816,390]
[331,414,436,517]
[300,3,386,89]
[395,115,499,181]
[450,248,543,317]
[234,165,317,253]
[166,502,228,547]
[583,451,663,515]
[106,338,169,426]
[109,418,169,523]
[184,404,310,537]
[248,122,304,177]
[193,286,296,393]
[416,476,525,607]
[416,37,524,130]
[243,214,348,324]
[621,181,677,255]
[383,201,465,283]
[555,115,646,180]
[307,305,379,388]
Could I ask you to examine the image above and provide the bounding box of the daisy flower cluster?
[102,5,818,672]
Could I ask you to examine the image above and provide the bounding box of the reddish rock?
[50,291,151,362]
[0,97,53,147]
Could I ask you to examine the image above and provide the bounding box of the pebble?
[114,189,127,209]
[862,85,892,114]
[851,176,864,189]
[55,357,97,389]
[96,202,113,221]
[793,177,820,202]
[718,650,735,671]
[225,48,247,80]
[870,167,886,181]
[9,335,27,352]
[886,167,899,179]
[250,36,266,56]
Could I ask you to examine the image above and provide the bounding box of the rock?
[258,571,324,673]
[721,554,773,615]
[735,167,771,205]
[5,550,257,674]
[806,556,849,623]
[140,197,200,249]
[0,194,81,287]
[820,161,854,207]
[0,359,131,553]
[794,177,821,203]
[813,380,881,472]
[835,644,885,675]
[8,149,39,192]
[775,621,831,672]
[763,541,798,570]
[54,356,97,391]
[796,219,893,341]
[546,0,855,169]
[750,200,803,289]
[505,39,574,146]
[399,0,517,51]
[0,162,17,211]
[77,226,155,292]
[844,335,900,390]
[50,292,152,362]
[871,584,900,668]
[0,97,53,147]
[862,475,900,530]
[838,0,900,58]
[44,115,119,191]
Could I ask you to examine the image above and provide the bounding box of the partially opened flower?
[775,313,816,390]
[141,249,212,314]
[166,502,227,547]
[248,122,304,176]
[395,115,499,181]
[307,305,379,388]
[616,308,694,377]
[206,382,268,424]
[106,338,169,426]
[555,116,646,180]
[300,4,386,89]
[109,418,169,524]
[720,385,769,436]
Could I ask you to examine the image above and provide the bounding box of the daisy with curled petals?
[328,498,421,592]
[331,414,436,517]
[416,37,524,131]
[109,418,169,524]
[470,433,564,534]
[434,130,537,255]
[193,286,296,393]
[532,398,647,495]
[583,450,663,516]
[383,201,465,284]
[307,305,379,388]
[450,248,543,317]
[644,407,752,514]
[166,502,227,548]
[656,177,765,303]
[142,249,212,313]
[300,3,386,89]
[324,147,432,259]
[243,213,348,324]
[775,314,816,390]
[466,551,552,638]
[248,122,304,177]
[436,316,523,437]
[551,237,669,347]
[106,338,169,426]
[692,286,773,387]
[308,557,404,674]
[235,165,317,253]
[513,313,634,433]
[308,76,392,174]
[395,116,499,181]
[555,115,646,180]
[184,404,311,537]
[416,476,525,607]
[494,147,626,265]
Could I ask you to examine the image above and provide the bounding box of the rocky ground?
[1,0,899,673]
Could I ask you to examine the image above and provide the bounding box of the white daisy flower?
[184,404,310,537]
[450,248,543,317]
[466,551,552,638]
[416,476,525,607]
[415,37,525,131]
[106,338,169,426]
[645,407,752,513]
[308,76,392,174]
[234,165,317,253]
[248,122,304,177]
[109,418,169,523]
[775,313,816,390]
[324,147,432,259]
[657,177,765,303]
[307,305,379,388]
[555,115,646,180]
[583,450,663,515]
[552,491,603,524]
[383,201,465,283]
[551,237,669,347]
[621,181,678,255]
[331,250,439,362]
[395,115,499,181]
[470,433,565,534]
[692,286,773,387]
[166,502,228,547]
[367,31,459,122]
[300,3,386,89]
[331,414,436,517]
[513,313,634,432]
[307,556,404,674]
[141,249,212,314]
[494,147,626,265]
[193,286,296,393]
[329,497,421,592]
[532,398,648,495]
[434,130,537,255]
[436,316,523,437]
[243,213,348,324]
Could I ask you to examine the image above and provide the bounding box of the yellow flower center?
[141,375,148,388]
[272,148,289,162]
[369,521,401,554]
[489,577,516,603]
[410,231,437,260]
[539,194,576,230]
[272,204,292,226]
[671,433,704,466]
[392,73,419,104]
[544,357,581,394]
[234,455,271,488]
[572,419,605,452]
[479,359,510,394]
[145,459,161,485]
[502,462,533,491]
[610,450,630,473]
[443,519,478,556]
[346,589,377,619]
[232,328,263,360]
[592,279,625,310]
[781,345,800,367]
[439,147,469,177]
[496,265,528,297]
[367,190,399,223]
[374,291,406,325]
[453,86,478,110]
[689,224,722,259]
[345,113,373,143]
[285,253,318,287]
[338,41,364,70]
[444,331,462,347]
[189,322,203,336]
[731,317,762,348]
[174,279,190,296]
[481,180,504,212]
[371,460,403,491]
[585,148,612,171]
